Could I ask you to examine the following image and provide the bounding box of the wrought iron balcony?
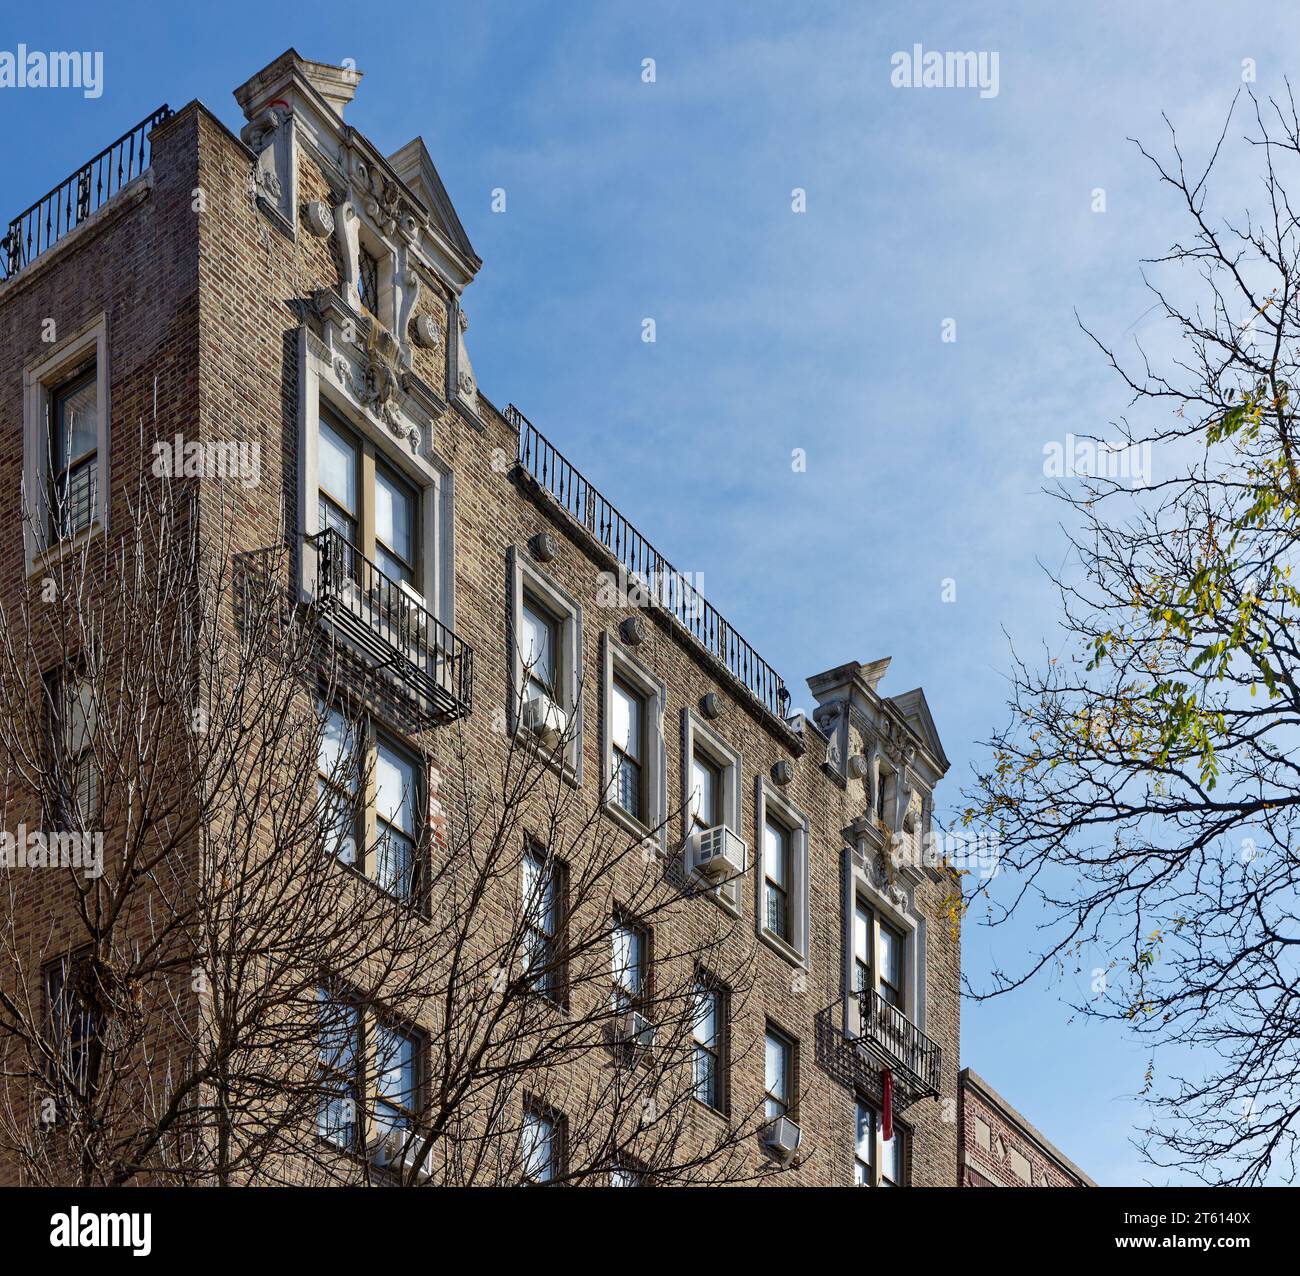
[510,405,792,724]
[308,528,473,725]
[2,105,172,279]
[855,988,942,1102]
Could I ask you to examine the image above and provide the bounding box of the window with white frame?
[754,781,809,963]
[317,703,361,867]
[692,977,726,1112]
[509,550,582,776]
[373,1020,420,1145]
[764,1024,796,1120]
[523,844,563,1003]
[375,736,421,900]
[853,1099,903,1186]
[682,710,744,909]
[600,638,665,837]
[522,1103,563,1183]
[23,317,109,568]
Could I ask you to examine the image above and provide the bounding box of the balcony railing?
[2,105,173,279]
[856,988,942,1101]
[308,528,473,724]
[510,405,792,723]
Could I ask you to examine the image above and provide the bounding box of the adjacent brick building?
[959,1067,1094,1187]
[0,49,964,1186]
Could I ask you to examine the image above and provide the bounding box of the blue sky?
[5,0,1297,1184]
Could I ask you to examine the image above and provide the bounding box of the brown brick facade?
[0,50,963,1186]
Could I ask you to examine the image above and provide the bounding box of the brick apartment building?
[959,1068,1094,1187]
[0,50,962,1186]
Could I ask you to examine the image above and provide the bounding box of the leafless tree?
[964,87,1300,1184]
[0,439,780,1186]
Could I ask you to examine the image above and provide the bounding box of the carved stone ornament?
[700,691,724,720]
[529,531,559,563]
[333,322,418,449]
[620,615,648,646]
[771,760,795,787]
[412,314,441,349]
[303,200,334,237]
[847,753,869,780]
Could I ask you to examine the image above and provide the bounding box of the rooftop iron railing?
[2,105,173,279]
[510,404,791,722]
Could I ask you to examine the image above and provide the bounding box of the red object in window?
[882,1068,894,1142]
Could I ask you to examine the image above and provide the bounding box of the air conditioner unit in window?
[762,1115,802,1162]
[616,1009,656,1050]
[369,1128,431,1179]
[690,825,747,880]
[397,580,430,639]
[522,693,567,747]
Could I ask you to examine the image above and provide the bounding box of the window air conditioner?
[690,825,747,880]
[616,1010,656,1050]
[369,1128,431,1179]
[763,1115,802,1162]
[522,693,567,747]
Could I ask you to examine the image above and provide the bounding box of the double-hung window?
[854,899,907,1012]
[523,847,562,1001]
[692,979,726,1111]
[522,1104,563,1183]
[44,952,102,1102]
[855,1097,902,1186]
[610,678,645,820]
[689,752,723,835]
[318,414,360,575]
[763,818,792,942]
[520,598,558,704]
[611,916,648,1014]
[46,672,98,830]
[48,366,98,542]
[375,464,417,586]
[764,1026,796,1121]
[374,1021,420,1144]
[317,704,361,867]
[375,737,421,900]
[317,988,362,1149]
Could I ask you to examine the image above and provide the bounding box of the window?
[510,550,583,778]
[611,915,648,1013]
[315,702,425,904]
[854,1099,903,1185]
[755,781,809,962]
[46,672,98,829]
[317,987,425,1165]
[314,409,426,597]
[374,1021,420,1144]
[689,752,723,833]
[879,919,905,1009]
[358,246,381,317]
[852,897,909,1018]
[317,988,362,1149]
[520,597,558,703]
[610,1160,643,1186]
[48,366,98,541]
[317,703,360,867]
[611,678,645,819]
[523,846,562,1001]
[23,317,109,568]
[692,980,725,1111]
[600,637,666,836]
[763,818,792,941]
[764,1026,795,1121]
[854,1099,876,1185]
[522,1104,563,1183]
[44,952,102,1099]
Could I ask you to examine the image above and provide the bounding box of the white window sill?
[758,926,807,971]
